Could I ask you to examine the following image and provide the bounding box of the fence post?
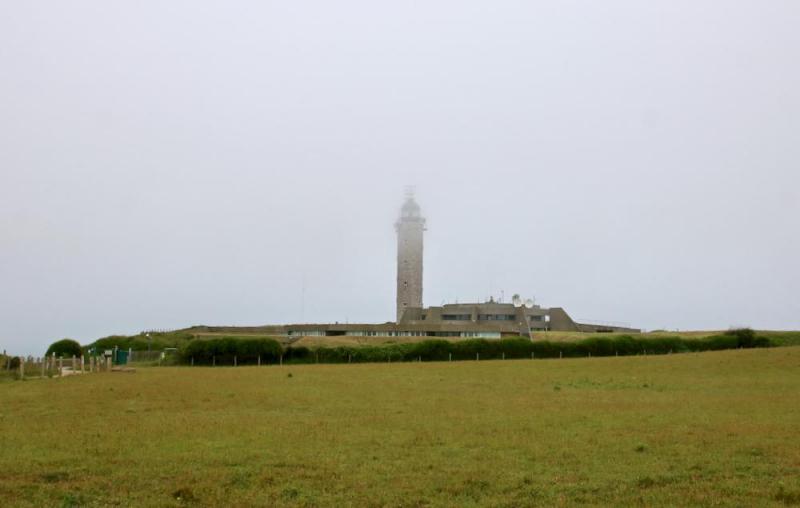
[532,352,534,360]
[280,355,283,366]
[80,355,85,373]
[191,357,194,367]
[476,353,479,361]
[234,356,237,367]
[348,354,351,364]
[19,357,24,380]
[41,357,45,378]
[106,356,111,371]
[449,353,452,362]
[58,356,63,377]
[502,352,505,360]
[72,355,77,372]
[559,351,562,359]
[257,355,261,367]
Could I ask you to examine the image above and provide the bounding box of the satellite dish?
[512,294,523,308]
[524,298,534,309]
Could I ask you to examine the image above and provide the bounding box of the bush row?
[181,337,283,365]
[173,329,770,366]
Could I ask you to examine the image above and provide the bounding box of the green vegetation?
[190,329,768,366]
[1,347,798,506]
[85,329,282,353]
[755,330,800,347]
[182,337,283,365]
[87,331,196,352]
[44,338,82,358]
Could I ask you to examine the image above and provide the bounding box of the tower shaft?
[395,194,425,322]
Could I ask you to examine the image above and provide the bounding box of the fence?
[128,350,165,363]
[4,353,118,380]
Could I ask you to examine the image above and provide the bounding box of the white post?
[257,355,261,367]
[80,356,85,373]
[58,356,63,377]
[449,353,452,362]
[559,351,562,359]
[502,352,505,360]
[476,353,479,361]
[531,352,534,360]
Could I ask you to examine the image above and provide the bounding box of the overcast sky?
[2,1,799,355]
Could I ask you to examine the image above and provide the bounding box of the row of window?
[435,314,549,322]
[287,330,503,339]
[478,314,517,321]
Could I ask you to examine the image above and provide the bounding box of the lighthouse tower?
[395,189,426,322]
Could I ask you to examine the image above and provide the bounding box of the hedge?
[176,329,770,366]
[283,329,770,364]
[181,337,282,365]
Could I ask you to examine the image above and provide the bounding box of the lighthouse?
[395,189,426,322]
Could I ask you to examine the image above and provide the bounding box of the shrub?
[723,328,768,348]
[45,339,82,358]
[7,356,21,370]
[181,337,282,365]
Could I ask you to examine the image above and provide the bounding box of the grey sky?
[2,1,799,355]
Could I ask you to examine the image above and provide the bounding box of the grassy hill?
[2,347,799,506]
[84,328,800,352]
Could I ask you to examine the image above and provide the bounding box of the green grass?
[2,348,799,506]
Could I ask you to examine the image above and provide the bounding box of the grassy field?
[1,348,799,507]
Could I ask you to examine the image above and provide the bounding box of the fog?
[2,1,799,354]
